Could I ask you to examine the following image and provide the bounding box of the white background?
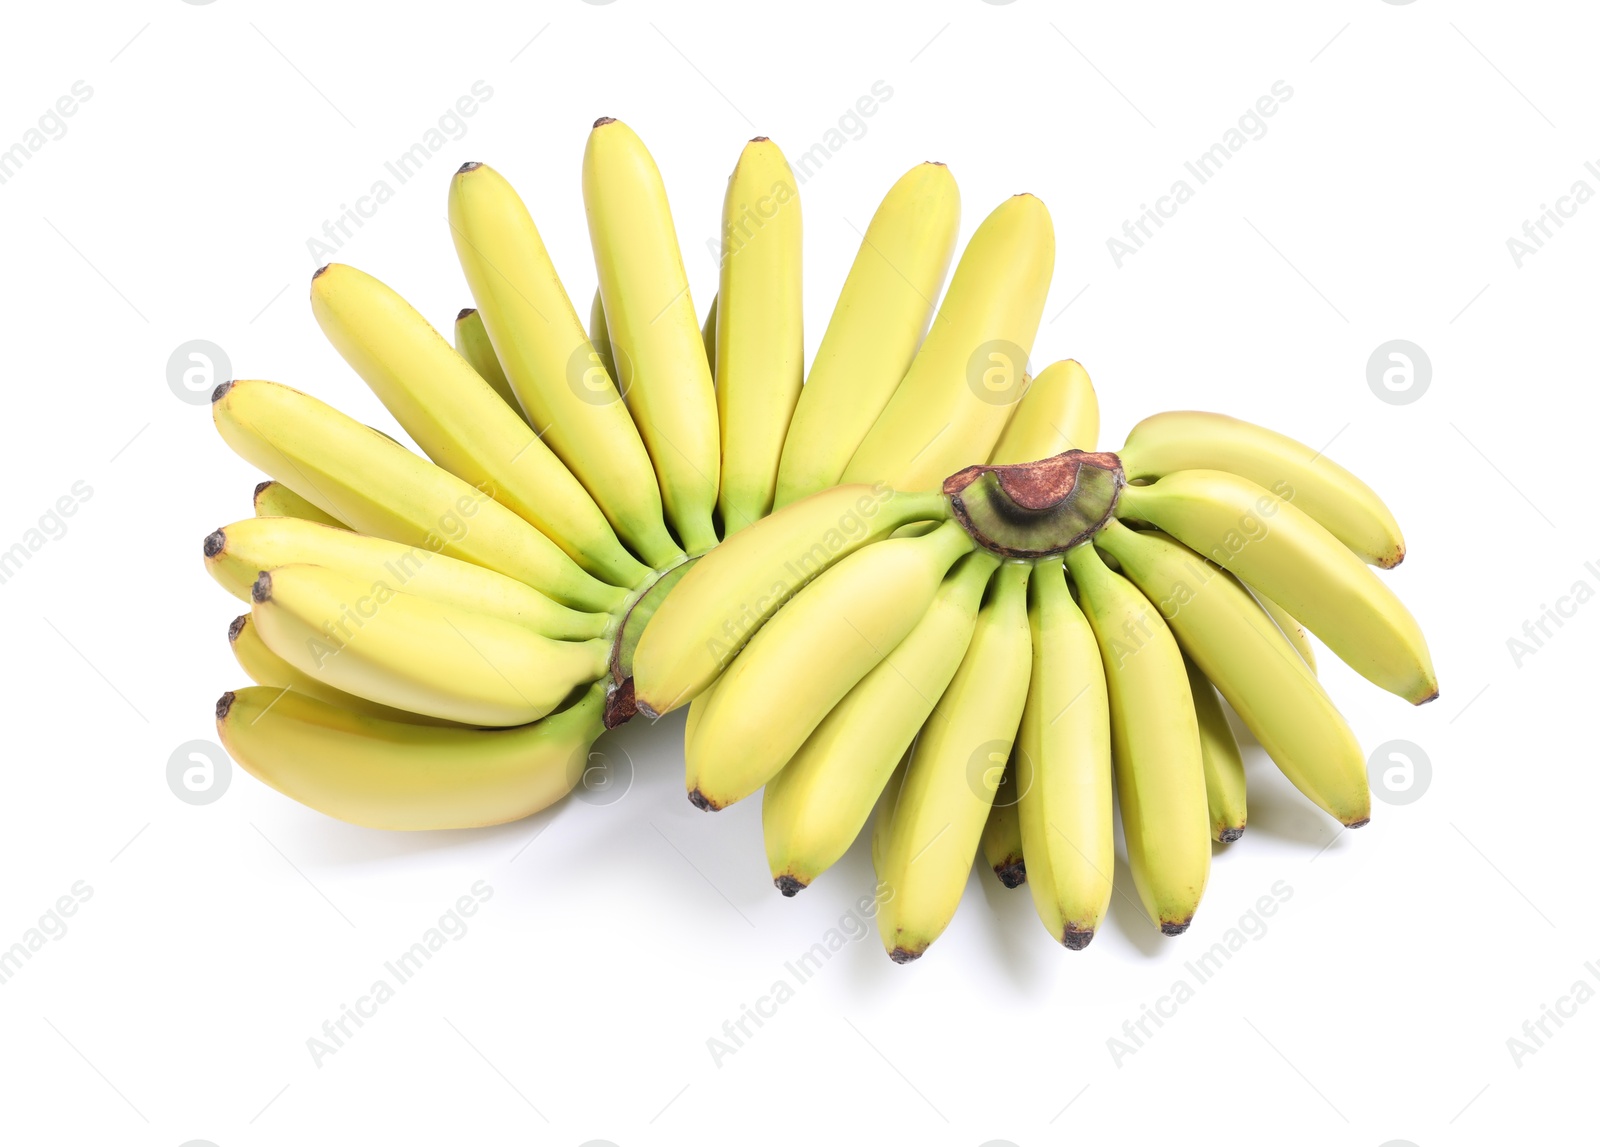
[1,1,1594,1144]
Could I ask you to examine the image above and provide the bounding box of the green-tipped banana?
[843,194,1054,492]
[250,564,608,728]
[213,379,624,614]
[989,360,1099,465]
[715,138,803,535]
[633,484,948,715]
[776,162,961,506]
[254,480,346,528]
[876,560,1033,962]
[1095,521,1371,827]
[1065,542,1209,936]
[1015,558,1113,950]
[449,162,680,568]
[310,263,649,589]
[204,516,607,642]
[1117,470,1436,704]
[686,520,976,810]
[981,767,1026,888]
[452,307,528,424]
[1120,410,1406,567]
[1183,653,1247,842]
[217,683,605,830]
[761,551,996,893]
[583,118,720,552]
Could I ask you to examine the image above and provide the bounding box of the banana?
[1014,558,1114,949]
[632,484,948,715]
[229,613,453,726]
[1117,470,1436,703]
[1254,590,1316,673]
[988,360,1099,464]
[310,263,649,590]
[1094,521,1371,827]
[715,138,804,535]
[449,163,680,568]
[212,379,624,614]
[875,560,1033,962]
[842,194,1054,491]
[701,294,718,381]
[1064,542,1209,935]
[686,520,976,810]
[583,118,720,552]
[871,753,909,879]
[588,287,617,383]
[254,480,346,528]
[1183,653,1247,842]
[761,551,996,892]
[775,161,961,506]
[1119,410,1406,568]
[980,766,1026,888]
[250,564,608,727]
[452,306,527,423]
[204,516,608,641]
[217,682,606,830]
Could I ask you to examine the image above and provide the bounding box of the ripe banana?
[715,138,803,535]
[632,484,948,715]
[875,560,1033,961]
[452,306,528,424]
[583,118,719,552]
[1120,411,1405,567]
[988,360,1099,464]
[204,516,607,642]
[1064,541,1209,935]
[701,294,718,381]
[212,380,624,614]
[842,194,1054,491]
[980,768,1026,888]
[310,263,650,590]
[250,564,608,727]
[686,520,976,810]
[1117,469,1436,703]
[588,287,617,383]
[871,754,908,879]
[761,550,996,892]
[449,162,680,568]
[1254,590,1316,673]
[1094,520,1370,827]
[775,162,961,506]
[1183,653,1247,842]
[1014,557,1114,949]
[217,682,606,830]
[254,480,346,528]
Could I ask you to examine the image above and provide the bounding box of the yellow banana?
[449,163,680,568]
[988,360,1099,464]
[217,682,606,830]
[1064,542,1209,935]
[204,516,607,642]
[632,484,948,715]
[980,767,1026,888]
[1254,590,1316,673]
[761,551,996,893]
[875,560,1033,961]
[1183,653,1247,842]
[452,306,528,423]
[701,293,718,381]
[254,480,346,528]
[1015,557,1114,949]
[1119,410,1406,567]
[588,287,617,383]
[715,138,804,534]
[871,754,909,879]
[775,162,961,506]
[310,263,649,589]
[842,194,1054,491]
[686,520,976,810]
[1117,469,1436,703]
[212,379,623,613]
[583,118,720,552]
[250,564,608,728]
[1094,521,1371,827]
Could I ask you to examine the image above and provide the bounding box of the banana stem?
[943,450,1125,558]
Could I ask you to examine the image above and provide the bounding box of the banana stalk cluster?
[202,119,1434,958]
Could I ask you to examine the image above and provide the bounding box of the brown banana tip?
[889,946,923,965]
[457,161,481,173]
[774,875,806,897]
[633,698,661,720]
[312,263,330,279]
[215,691,236,720]
[210,380,234,403]
[687,788,719,812]
[228,614,247,643]
[251,571,272,603]
[750,135,769,142]
[1218,827,1245,844]
[926,160,946,166]
[203,529,226,559]
[593,116,616,128]
[253,480,272,497]
[996,861,1026,888]
[456,307,475,321]
[1415,687,1440,706]
[1345,817,1371,830]
[1160,920,1192,937]
[1062,929,1095,951]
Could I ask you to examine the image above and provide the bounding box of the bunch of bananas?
[202,117,1435,960]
